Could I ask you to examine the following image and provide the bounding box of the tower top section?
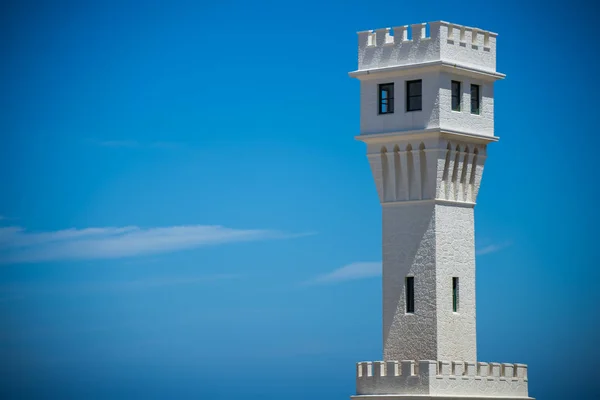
[350,21,503,79]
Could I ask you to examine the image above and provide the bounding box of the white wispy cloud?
[476,241,512,256]
[0,225,309,264]
[307,261,382,285]
[307,241,511,284]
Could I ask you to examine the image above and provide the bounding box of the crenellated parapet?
[355,360,529,398]
[356,21,497,74]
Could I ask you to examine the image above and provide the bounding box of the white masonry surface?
[349,21,533,399]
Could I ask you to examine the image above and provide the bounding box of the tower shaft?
[383,203,476,362]
[369,136,486,362]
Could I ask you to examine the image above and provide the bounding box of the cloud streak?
[0,225,309,264]
[308,240,511,285]
[476,241,512,256]
[307,261,382,285]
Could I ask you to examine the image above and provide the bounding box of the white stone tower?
[349,22,533,399]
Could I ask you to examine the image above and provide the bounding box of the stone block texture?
[350,20,532,400]
[383,202,476,362]
[357,71,495,137]
[356,22,497,73]
[354,360,531,399]
[352,21,501,137]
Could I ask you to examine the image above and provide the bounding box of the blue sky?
[1,0,598,399]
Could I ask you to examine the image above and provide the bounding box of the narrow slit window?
[378,83,394,114]
[406,80,422,112]
[406,277,415,313]
[451,81,461,111]
[452,277,459,312]
[471,84,480,115]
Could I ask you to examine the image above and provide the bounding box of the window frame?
[406,79,422,112]
[406,276,415,314]
[378,83,395,115]
[451,80,461,112]
[452,277,459,312]
[470,84,480,115]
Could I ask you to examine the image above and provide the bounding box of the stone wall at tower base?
[355,360,531,399]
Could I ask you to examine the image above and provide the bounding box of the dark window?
[406,80,422,111]
[471,84,480,114]
[378,83,394,114]
[452,277,459,312]
[406,277,415,313]
[451,81,461,111]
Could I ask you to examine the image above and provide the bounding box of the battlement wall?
[357,21,497,73]
[356,360,528,398]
